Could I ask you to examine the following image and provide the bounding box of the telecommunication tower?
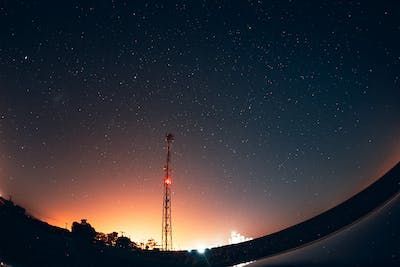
[162,133,174,250]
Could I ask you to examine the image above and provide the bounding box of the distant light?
[197,247,206,254]
[229,230,252,245]
[165,178,172,185]
[193,244,207,254]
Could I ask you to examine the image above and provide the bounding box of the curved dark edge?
[196,161,400,266]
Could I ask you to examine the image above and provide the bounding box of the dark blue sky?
[0,0,399,249]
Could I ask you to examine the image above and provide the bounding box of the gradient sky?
[0,1,399,250]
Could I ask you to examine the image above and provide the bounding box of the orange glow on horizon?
[27,169,248,250]
[15,151,400,251]
[3,131,399,251]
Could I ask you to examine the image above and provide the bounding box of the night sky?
[0,1,399,250]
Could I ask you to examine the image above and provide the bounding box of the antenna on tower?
[162,133,174,251]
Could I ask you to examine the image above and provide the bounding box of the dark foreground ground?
[0,162,399,267]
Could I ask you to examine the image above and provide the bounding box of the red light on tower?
[162,133,174,251]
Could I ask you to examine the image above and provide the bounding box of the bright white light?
[195,245,207,254]
[229,231,252,245]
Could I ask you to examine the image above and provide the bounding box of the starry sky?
[0,1,399,250]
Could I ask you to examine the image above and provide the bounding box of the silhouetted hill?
[0,197,194,267]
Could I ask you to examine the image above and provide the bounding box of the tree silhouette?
[95,232,107,243]
[106,231,118,246]
[145,238,158,250]
[116,236,133,249]
[71,219,96,242]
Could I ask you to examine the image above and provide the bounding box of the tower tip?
[166,133,174,142]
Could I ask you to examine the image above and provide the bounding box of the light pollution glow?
[3,149,399,250]
[0,129,399,250]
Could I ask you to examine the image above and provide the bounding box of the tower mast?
[162,133,174,250]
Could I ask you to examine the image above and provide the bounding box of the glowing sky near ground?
[0,1,399,250]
